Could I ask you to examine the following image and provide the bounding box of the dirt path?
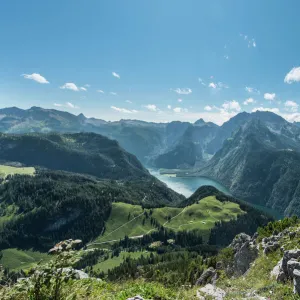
[163,207,187,227]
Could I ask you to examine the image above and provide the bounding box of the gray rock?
[270,259,282,278]
[198,284,226,300]
[127,295,144,300]
[233,238,258,275]
[196,267,216,286]
[216,261,223,270]
[276,270,287,283]
[61,268,89,279]
[263,242,280,255]
[281,250,300,274]
[293,269,300,294]
[287,259,300,278]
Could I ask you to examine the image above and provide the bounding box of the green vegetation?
[0,165,35,179]
[216,219,300,299]
[93,251,150,273]
[97,203,153,243]
[0,248,51,271]
[94,196,244,244]
[0,132,149,180]
[257,216,299,240]
[155,196,244,232]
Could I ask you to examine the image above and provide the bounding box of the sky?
[1,0,300,125]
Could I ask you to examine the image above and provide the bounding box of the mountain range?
[2,106,300,218]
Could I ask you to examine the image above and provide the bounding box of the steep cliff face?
[199,119,300,216]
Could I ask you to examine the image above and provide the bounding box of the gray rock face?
[230,233,258,275]
[273,249,300,294]
[196,267,216,286]
[281,249,300,276]
[287,259,300,278]
[294,269,300,294]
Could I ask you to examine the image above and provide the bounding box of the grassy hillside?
[93,251,150,273]
[0,248,51,271]
[93,196,245,244]
[0,165,35,179]
[96,203,154,243]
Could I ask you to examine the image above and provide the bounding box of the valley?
[0,108,299,299]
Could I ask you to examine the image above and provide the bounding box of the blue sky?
[1,0,300,124]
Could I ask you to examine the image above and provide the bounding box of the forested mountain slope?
[198,119,300,217]
[0,132,149,180]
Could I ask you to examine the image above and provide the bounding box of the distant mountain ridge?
[2,107,300,188]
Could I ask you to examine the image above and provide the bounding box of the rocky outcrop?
[293,269,300,294]
[48,239,82,254]
[197,284,226,300]
[229,233,258,275]
[273,249,300,294]
[195,267,216,286]
[61,268,89,279]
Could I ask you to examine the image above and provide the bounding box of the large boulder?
[230,233,258,275]
[198,284,226,300]
[195,267,216,286]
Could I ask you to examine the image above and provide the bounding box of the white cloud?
[198,78,206,86]
[126,100,132,104]
[204,105,213,111]
[110,92,117,96]
[60,83,79,91]
[284,67,300,84]
[249,39,256,48]
[282,113,300,122]
[264,93,276,101]
[240,34,256,48]
[252,107,280,114]
[222,100,241,112]
[97,90,104,93]
[54,102,79,109]
[218,82,229,89]
[80,87,87,91]
[66,102,79,109]
[285,100,298,112]
[111,106,137,113]
[243,98,256,105]
[84,84,90,88]
[173,107,182,113]
[22,73,49,84]
[209,82,229,90]
[145,104,157,112]
[178,98,183,103]
[245,86,260,94]
[167,105,172,109]
[209,82,217,89]
[112,72,120,79]
[172,88,192,95]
